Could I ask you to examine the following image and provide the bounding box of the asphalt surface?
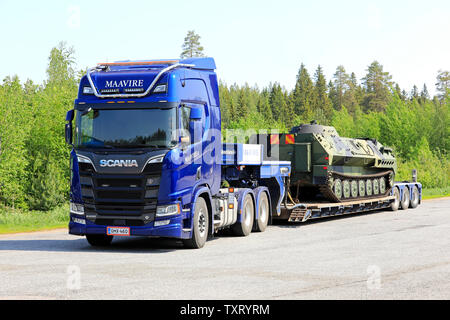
[0,198,449,300]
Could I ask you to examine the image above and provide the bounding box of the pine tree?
[180,30,205,58]
[257,89,273,122]
[361,61,393,112]
[313,65,332,120]
[292,63,314,119]
[436,70,450,100]
[410,85,419,100]
[331,65,350,110]
[419,84,430,104]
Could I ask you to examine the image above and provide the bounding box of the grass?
[0,186,448,235]
[0,204,69,234]
[422,186,450,200]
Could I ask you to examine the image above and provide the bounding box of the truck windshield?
[74,108,177,149]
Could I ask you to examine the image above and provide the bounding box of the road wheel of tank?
[379,177,386,194]
[86,234,113,247]
[388,172,395,188]
[410,186,420,209]
[350,181,358,198]
[366,179,373,196]
[390,187,400,211]
[373,179,380,195]
[342,180,351,199]
[183,197,209,249]
[333,179,343,199]
[400,187,410,210]
[358,180,366,197]
[232,193,255,237]
[253,192,269,232]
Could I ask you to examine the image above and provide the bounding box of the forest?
[0,42,449,212]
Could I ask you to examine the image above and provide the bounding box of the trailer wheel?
[253,192,269,232]
[390,187,400,211]
[86,234,113,247]
[400,187,410,210]
[232,193,254,237]
[409,186,420,209]
[183,197,209,249]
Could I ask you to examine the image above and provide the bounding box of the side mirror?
[66,110,74,121]
[65,109,74,145]
[65,123,73,145]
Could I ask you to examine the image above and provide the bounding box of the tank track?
[319,170,394,203]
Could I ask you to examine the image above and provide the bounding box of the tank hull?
[250,123,397,203]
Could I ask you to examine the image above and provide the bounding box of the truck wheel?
[86,234,113,247]
[409,186,419,209]
[400,187,410,210]
[183,197,209,249]
[253,192,269,232]
[390,187,400,211]
[232,193,254,236]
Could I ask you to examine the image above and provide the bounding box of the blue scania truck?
[65,58,291,248]
[65,57,422,249]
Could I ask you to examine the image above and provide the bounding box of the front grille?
[79,162,162,226]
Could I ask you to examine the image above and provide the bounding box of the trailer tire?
[390,187,400,211]
[183,197,209,249]
[86,234,113,247]
[400,187,410,210]
[232,193,254,237]
[253,192,269,232]
[409,186,420,209]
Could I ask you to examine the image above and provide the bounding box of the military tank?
[252,121,397,202]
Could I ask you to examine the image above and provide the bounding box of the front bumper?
[69,214,192,239]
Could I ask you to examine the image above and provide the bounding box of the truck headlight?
[147,155,165,164]
[156,204,180,217]
[153,84,167,94]
[83,86,94,95]
[70,202,85,216]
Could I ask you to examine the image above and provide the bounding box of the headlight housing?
[156,204,180,217]
[153,84,167,94]
[70,202,85,216]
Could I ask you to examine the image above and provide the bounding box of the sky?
[0,0,449,96]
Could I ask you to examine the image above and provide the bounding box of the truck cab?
[66,58,291,248]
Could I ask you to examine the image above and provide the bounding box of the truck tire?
[390,187,400,211]
[183,197,209,249]
[232,193,254,236]
[253,192,269,232]
[409,186,420,209]
[400,187,410,210]
[86,234,113,247]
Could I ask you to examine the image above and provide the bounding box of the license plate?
[106,226,130,236]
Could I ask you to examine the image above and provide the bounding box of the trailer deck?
[277,180,422,223]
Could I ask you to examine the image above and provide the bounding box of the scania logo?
[100,160,139,168]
